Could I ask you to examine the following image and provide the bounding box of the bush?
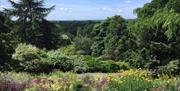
[120,51,145,68]
[73,60,88,73]
[84,56,129,72]
[58,45,76,55]
[47,50,74,71]
[111,61,130,71]
[157,59,180,75]
[12,43,48,72]
[47,50,88,73]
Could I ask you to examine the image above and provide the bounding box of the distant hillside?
[51,20,100,35]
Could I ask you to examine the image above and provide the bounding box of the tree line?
[0,0,179,74]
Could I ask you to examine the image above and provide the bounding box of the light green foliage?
[58,45,76,55]
[12,43,47,72]
[12,43,46,62]
[0,72,32,83]
[84,56,130,72]
[108,69,180,91]
[108,76,153,91]
[47,50,74,71]
[47,50,88,73]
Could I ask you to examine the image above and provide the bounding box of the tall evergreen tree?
[0,11,13,70]
[5,0,55,29]
[5,0,58,49]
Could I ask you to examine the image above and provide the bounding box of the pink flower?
[154,88,159,91]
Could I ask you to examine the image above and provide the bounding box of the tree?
[0,11,16,70]
[0,12,8,63]
[131,0,180,69]
[5,0,55,29]
[5,0,58,49]
[102,16,137,60]
[73,15,137,60]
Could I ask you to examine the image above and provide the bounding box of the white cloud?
[101,7,122,14]
[125,0,131,4]
[59,7,73,13]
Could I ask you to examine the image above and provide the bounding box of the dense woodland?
[0,0,180,75]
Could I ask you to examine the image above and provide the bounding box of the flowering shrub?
[120,69,152,78]
[0,70,179,91]
[0,72,32,90]
[108,75,153,91]
[107,69,180,91]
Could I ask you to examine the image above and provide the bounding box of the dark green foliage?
[84,56,129,72]
[27,19,61,49]
[0,12,19,71]
[166,0,180,12]
[73,36,93,55]
[74,15,137,60]
[5,0,59,49]
[0,13,9,64]
[53,20,99,36]
[130,0,180,73]
[101,16,137,60]
[157,59,180,75]
[135,0,170,18]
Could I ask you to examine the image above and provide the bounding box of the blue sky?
[0,0,151,20]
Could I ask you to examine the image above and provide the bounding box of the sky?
[0,0,151,20]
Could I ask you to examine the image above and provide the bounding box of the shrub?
[111,61,130,71]
[73,60,88,73]
[84,56,129,72]
[47,50,88,73]
[120,51,145,68]
[0,72,32,90]
[157,59,180,75]
[47,50,74,71]
[58,45,76,55]
[12,43,48,72]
